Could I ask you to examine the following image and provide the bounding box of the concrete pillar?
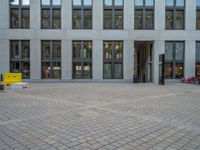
[153,40,165,84]
[93,0,103,30]
[61,40,69,79]
[65,40,72,79]
[185,0,196,30]
[155,0,165,30]
[124,0,134,30]
[0,0,9,29]
[185,41,196,77]
[63,0,72,29]
[30,40,41,79]
[30,0,40,29]
[124,41,134,80]
[0,40,9,74]
[93,40,103,80]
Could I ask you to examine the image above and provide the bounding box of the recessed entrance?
[134,41,154,83]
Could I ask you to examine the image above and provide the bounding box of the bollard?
[0,74,4,90]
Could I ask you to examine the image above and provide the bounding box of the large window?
[196,42,200,76]
[41,0,61,29]
[134,0,154,30]
[41,40,61,79]
[72,0,92,29]
[197,0,200,29]
[165,0,185,30]
[165,41,184,79]
[104,0,123,29]
[10,40,30,78]
[10,0,30,28]
[72,41,92,79]
[103,41,123,79]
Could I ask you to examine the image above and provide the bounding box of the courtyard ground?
[0,83,200,150]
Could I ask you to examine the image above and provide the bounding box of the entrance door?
[134,41,153,83]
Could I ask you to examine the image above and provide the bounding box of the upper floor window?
[41,0,61,29]
[104,0,123,29]
[72,0,92,29]
[197,0,200,29]
[134,0,154,30]
[10,0,30,28]
[165,0,185,30]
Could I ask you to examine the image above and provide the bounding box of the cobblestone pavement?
[0,83,200,150]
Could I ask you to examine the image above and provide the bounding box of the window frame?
[72,41,93,79]
[41,40,61,79]
[197,1,200,30]
[72,0,93,29]
[41,0,61,29]
[165,0,185,30]
[196,41,200,76]
[10,40,30,79]
[103,0,124,29]
[10,0,30,29]
[103,41,123,79]
[134,0,155,30]
[165,41,185,79]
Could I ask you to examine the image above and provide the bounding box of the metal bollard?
[0,74,4,91]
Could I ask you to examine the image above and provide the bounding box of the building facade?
[0,0,200,83]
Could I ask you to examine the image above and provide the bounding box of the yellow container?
[2,73,22,85]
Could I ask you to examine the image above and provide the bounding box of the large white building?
[0,0,200,83]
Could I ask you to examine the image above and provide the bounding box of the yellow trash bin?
[2,73,22,85]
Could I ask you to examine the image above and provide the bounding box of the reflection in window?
[53,9,61,29]
[135,10,143,29]
[134,0,154,30]
[176,0,184,6]
[22,0,30,5]
[41,41,61,79]
[10,0,19,5]
[166,11,173,29]
[104,0,123,29]
[197,10,200,30]
[10,0,30,29]
[72,41,92,79]
[165,0,185,30]
[165,41,184,79]
[196,42,200,76]
[145,0,153,6]
[103,41,123,79]
[105,0,112,6]
[165,63,173,79]
[10,40,30,79]
[197,0,200,6]
[41,1,61,29]
[72,0,92,29]
[145,10,153,29]
[176,11,184,30]
[135,0,143,6]
[165,0,174,6]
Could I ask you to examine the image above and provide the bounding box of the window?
[10,40,30,79]
[103,41,123,79]
[41,0,61,29]
[104,0,123,29]
[72,0,92,29]
[10,0,30,28]
[165,41,184,79]
[72,41,92,79]
[196,42,200,76]
[165,0,185,30]
[41,41,61,79]
[134,0,154,30]
[197,0,200,29]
